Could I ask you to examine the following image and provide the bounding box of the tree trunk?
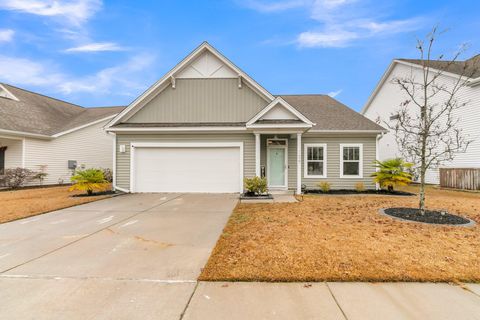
[87,189,93,196]
[419,168,426,215]
[419,101,428,215]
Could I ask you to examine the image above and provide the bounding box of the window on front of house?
[304,144,327,178]
[341,144,362,178]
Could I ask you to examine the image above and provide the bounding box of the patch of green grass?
[230,212,250,224]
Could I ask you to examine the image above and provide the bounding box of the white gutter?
[0,129,52,140]
[468,77,480,87]
[106,126,248,132]
[53,114,117,137]
[375,133,385,190]
[307,129,387,134]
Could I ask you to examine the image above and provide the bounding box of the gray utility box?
[68,160,77,170]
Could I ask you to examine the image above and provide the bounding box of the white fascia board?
[0,128,51,140]
[0,84,19,101]
[395,59,469,81]
[361,59,473,115]
[306,129,387,134]
[53,114,118,138]
[106,126,247,132]
[361,60,397,115]
[106,42,275,128]
[246,97,314,126]
[246,123,312,129]
[131,142,243,148]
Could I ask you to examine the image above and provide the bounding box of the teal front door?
[268,147,286,187]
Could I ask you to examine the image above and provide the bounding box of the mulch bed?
[71,190,117,197]
[240,193,273,200]
[305,189,414,196]
[383,207,474,226]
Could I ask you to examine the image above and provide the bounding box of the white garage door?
[132,145,241,193]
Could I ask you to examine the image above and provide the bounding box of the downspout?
[375,133,384,190]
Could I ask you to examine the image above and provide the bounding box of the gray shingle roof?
[399,54,480,79]
[0,83,125,136]
[279,95,386,131]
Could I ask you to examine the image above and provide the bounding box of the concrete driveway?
[0,193,237,320]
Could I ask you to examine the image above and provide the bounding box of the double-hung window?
[340,144,363,178]
[304,144,327,178]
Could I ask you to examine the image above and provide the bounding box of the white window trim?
[303,143,327,178]
[340,143,363,178]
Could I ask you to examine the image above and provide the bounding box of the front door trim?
[266,138,288,189]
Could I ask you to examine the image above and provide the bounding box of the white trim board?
[107,42,276,128]
[106,126,247,132]
[129,142,244,193]
[54,114,118,137]
[361,59,478,115]
[247,97,314,127]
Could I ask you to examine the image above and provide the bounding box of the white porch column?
[296,132,302,194]
[255,133,261,177]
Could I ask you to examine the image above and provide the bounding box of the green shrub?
[70,169,109,196]
[318,181,331,193]
[244,176,267,195]
[355,182,366,192]
[371,158,413,192]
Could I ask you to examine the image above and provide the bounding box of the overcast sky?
[0,0,478,110]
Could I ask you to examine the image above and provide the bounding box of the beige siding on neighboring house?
[115,133,256,191]
[126,79,269,123]
[24,120,114,185]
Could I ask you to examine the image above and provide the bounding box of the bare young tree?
[388,27,477,214]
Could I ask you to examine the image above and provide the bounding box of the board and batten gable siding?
[24,120,114,185]
[115,133,256,191]
[364,62,480,184]
[125,79,269,123]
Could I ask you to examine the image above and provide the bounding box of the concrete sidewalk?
[183,282,480,320]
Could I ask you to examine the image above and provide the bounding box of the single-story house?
[0,83,125,185]
[106,42,386,194]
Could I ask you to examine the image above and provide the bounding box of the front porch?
[254,132,304,194]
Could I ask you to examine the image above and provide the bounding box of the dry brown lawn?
[0,185,111,224]
[201,186,480,282]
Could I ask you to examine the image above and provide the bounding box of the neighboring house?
[106,42,385,194]
[362,55,480,184]
[0,83,125,185]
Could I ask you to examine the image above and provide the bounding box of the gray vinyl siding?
[126,79,269,123]
[260,134,376,190]
[301,135,377,190]
[115,133,255,190]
